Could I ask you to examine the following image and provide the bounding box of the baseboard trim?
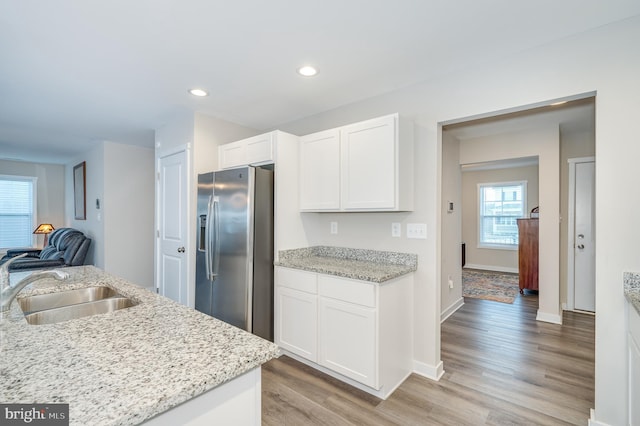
[536,310,563,324]
[413,360,444,381]
[463,264,518,274]
[588,409,611,426]
[441,297,464,323]
[279,349,409,400]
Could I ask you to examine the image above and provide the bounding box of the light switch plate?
[391,223,401,237]
[407,223,427,239]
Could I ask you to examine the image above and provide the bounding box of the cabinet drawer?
[318,275,376,307]
[276,267,317,294]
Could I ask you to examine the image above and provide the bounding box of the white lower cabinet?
[629,303,640,425]
[318,297,377,388]
[274,267,318,361]
[275,286,317,361]
[275,266,413,399]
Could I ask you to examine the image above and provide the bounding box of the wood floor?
[262,294,595,425]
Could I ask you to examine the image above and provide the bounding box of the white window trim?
[477,180,527,251]
[0,174,38,248]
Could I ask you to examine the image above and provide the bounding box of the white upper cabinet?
[219,132,274,169]
[299,113,413,212]
[299,129,341,210]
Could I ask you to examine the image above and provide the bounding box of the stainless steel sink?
[18,286,121,313]
[17,286,136,325]
[23,297,136,325]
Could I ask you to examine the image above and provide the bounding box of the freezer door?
[195,172,214,315]
[210,167,254,330]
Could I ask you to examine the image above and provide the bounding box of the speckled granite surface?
[0,266,279,426]
[624,272,640,315]
[275,246,417,283]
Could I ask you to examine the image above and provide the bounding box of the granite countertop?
[0,266,279,426]
[624,272,640,315]
[275,246,417,283]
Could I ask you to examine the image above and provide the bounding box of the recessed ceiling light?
[189,88,208,97]
[297,66,318,77]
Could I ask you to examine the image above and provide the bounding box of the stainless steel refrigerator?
[195,166,274,341]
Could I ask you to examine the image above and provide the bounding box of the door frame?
[155,143,192,305]
[566,156,595,311]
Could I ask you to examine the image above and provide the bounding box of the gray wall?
[0,159,65,248]
[461,165,539,272]
[66,141,155,288]
[276,17,639,424]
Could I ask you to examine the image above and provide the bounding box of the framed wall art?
[73,161,86,220]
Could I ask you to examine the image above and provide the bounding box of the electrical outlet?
[407,223,427,239]
[330,221,338,234]
[448,276,454,289]
[391,223,401,237]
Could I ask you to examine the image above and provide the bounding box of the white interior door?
[157,148,189,305]
[573,160,595,312]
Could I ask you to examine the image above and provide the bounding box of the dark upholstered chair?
[0,228,91,271]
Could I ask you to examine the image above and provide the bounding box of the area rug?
[462,269,519,304]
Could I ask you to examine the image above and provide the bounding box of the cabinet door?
[340,115,396,210]
[299,129,340,210]
[630,306,640,425]
[318,297,377,388]
[630,334,640,425]
[218,140,246,169]
[275,286,317,362]
[246,133,274,165]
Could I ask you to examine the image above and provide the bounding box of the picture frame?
[73,161,86,220]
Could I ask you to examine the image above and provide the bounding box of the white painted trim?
[461,156,538,172]
[280,350,410,400]
[154,144,192,308]
[566,156,595,311]
[536,310,562,324]
[588,408,611,426]
[0,174,39,248]
[477,180,527,249]
[440,91,597,126]
[413,360,444,381]
[463,264,518,274]
[441,297,464,322]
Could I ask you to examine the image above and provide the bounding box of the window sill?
[477,244,518,251]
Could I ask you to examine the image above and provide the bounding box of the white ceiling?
[1,1,639,164]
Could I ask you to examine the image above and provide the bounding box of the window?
[478,181,526,249]
[0,175,37,249]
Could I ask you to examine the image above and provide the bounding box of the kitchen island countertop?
[0,265,278,425]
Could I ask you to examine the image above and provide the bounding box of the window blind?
[0,176,36,248]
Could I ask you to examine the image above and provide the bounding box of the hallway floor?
[262,294,595,425]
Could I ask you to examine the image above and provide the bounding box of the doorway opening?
[440,95,596,324]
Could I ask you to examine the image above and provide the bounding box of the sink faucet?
[0,253,69,316]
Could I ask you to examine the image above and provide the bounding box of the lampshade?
[33,224,55,234]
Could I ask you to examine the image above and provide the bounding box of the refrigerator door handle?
[204,195,213,281]
[211,197,220,279]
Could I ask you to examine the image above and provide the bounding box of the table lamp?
[33,224,55,247]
